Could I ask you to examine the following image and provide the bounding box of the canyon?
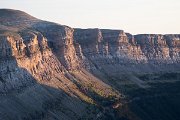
[0,9,180,120]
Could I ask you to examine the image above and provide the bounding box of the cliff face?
[31,22,80,70]
[74,29,180,74]
[0,9,120,120]
[74,29,180,120]
[74,29,147,62]
[0,9,180,120]
[134,34,180,62]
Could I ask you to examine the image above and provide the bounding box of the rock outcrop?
[74,29,180,74]
[0,9,119,120]
[0,9,180,120]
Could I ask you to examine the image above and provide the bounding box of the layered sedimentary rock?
[0,9,180,120]
[0,9,119,120]
[31,22,80,70]
[74,29,180,74]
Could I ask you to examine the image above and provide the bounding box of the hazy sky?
[1,0,180,34]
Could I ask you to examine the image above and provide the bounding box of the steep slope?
[74,28,180,120]
[74,29,180,85]
[74,29,180,70]
[0,9,120,120]
[0,9,180,120]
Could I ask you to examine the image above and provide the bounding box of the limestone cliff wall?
[0,32,65,93]
[32,22,80,70]
[74,29,180,73]
[0,9,180,120]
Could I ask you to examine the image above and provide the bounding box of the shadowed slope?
[1,9,180,120]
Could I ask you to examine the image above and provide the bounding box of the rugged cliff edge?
[0,9,120,120]
[74,29,180,68]
[0,9,180,120]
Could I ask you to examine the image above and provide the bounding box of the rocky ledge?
[0,9,180,120]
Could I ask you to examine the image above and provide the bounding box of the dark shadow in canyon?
[0,57,121,120]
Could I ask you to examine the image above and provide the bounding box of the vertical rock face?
[131,34,180,63]
[74,29,180,73]
[0,9,120,120]
[32,22,80,70]
[164,35,180,61]
[0,31,65,93]
[74,29,148,61]
[134,34,178,63]
[1,9,180,120]
[0,30,119,120]
[73,29,148,72]
[0,34,35,94]
[74,29,103,56]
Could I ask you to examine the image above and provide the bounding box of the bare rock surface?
[0,9,180,120]
[74,29,180,74]
[0,9,120,120]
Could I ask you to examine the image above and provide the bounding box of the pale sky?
[1,0,180,34]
